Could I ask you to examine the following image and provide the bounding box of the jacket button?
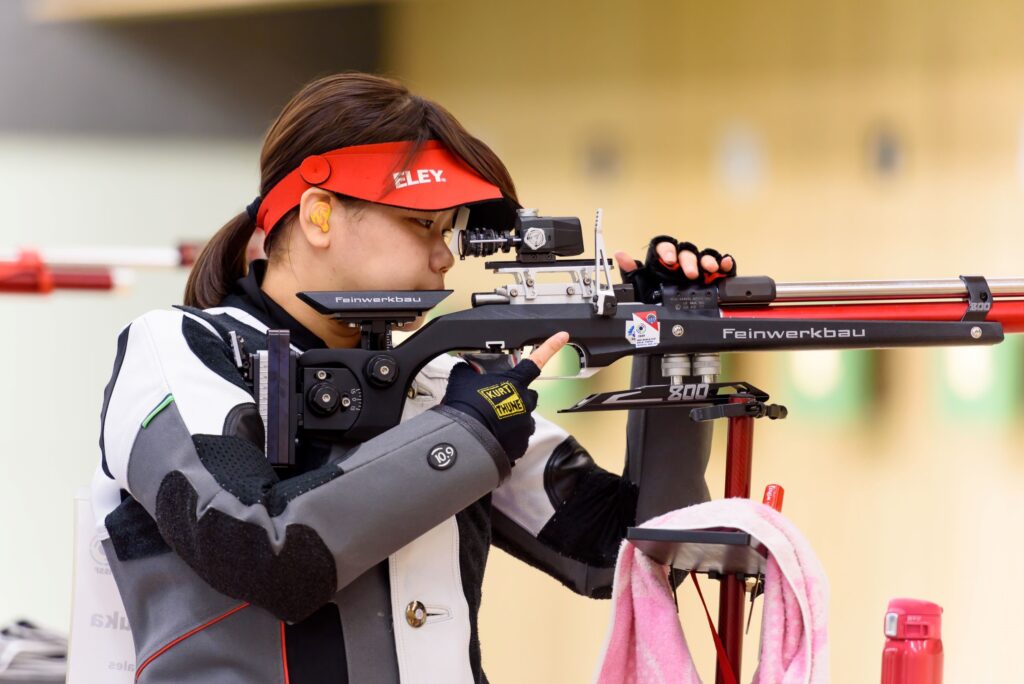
[405,601,427,628]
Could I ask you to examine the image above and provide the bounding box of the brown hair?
[184,72,518,308]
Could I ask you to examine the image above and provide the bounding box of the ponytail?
[183,211,255,309]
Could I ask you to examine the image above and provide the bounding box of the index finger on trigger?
[525,331,570,371]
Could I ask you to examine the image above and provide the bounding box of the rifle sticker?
[625,310,661,348]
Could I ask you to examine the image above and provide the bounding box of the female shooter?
[92,72,734,683]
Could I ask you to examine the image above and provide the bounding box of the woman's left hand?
[614,235,736,304]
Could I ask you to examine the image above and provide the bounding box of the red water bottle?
[762,484,784,512]
[880,598,943,684]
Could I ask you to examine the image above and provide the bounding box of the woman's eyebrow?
[402,209,440,219]
[406,209,456,225]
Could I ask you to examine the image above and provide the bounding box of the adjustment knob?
[307,382,340,416]
[366,354,399,387]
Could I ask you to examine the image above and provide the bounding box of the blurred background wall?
[2,0,1023,681]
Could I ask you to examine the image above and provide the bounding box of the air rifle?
[239,209,1024,467]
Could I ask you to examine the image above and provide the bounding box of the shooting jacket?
[91,259,712,683]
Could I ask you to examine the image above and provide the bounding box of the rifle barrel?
[773,277,1024,302]
[724,298,1024,334]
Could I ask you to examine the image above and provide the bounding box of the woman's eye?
[412,218,434,229]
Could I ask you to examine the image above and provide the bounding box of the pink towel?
[594,499,829,684]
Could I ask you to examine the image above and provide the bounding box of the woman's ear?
[296,188,336,250]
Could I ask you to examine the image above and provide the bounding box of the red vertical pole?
[716,396,755,684]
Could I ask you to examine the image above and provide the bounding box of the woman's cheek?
[395,238,430,268]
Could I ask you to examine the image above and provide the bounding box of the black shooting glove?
[621,234,737,304]
[440,359,541,464]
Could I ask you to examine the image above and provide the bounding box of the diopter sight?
[458,208,584,263]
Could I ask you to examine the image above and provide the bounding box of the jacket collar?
[220,259,327,351]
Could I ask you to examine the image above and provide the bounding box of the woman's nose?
[432,238,455,274]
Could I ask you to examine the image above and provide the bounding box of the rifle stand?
[625,393,786,683]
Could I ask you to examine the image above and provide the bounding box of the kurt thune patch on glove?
[477,382,527,419]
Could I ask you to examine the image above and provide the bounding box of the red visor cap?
[256,140,512,234]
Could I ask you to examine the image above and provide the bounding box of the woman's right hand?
[440,331,570,464]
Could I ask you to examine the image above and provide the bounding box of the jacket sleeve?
[99,309,510,623]
[490,354,713,598]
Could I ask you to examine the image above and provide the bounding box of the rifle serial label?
[477,382,526,419]
[626,310,661,348]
